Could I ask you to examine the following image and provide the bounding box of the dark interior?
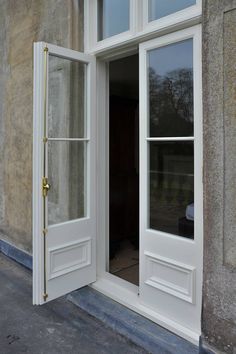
[108,54,139,286]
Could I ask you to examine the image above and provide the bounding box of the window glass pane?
[149,0,196,21]
[48,141,87,226]
[48,55,86,139]
[149,141,194,239]
[98,0,130,41]
[148,39,193,137]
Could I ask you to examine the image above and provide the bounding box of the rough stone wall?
[202,0,236,353]
[0,0,84,253]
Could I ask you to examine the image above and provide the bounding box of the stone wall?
[0,0,83,253]
[202,0,236,353]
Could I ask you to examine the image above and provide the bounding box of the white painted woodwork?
[84,0,201,55]
[144,251,196,304]
[33,42,96,304]
[139,25,203,336]
[94,24,203,344]
[33,13,203,345]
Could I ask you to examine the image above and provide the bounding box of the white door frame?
[92,24,203,345]
[32,25,203,344]
[139,24,203,335]
[33,42,96,304]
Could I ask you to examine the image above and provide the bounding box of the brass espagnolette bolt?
[43,293,48,301]
[42,177,50,197]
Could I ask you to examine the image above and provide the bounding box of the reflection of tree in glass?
[149,67,193,136]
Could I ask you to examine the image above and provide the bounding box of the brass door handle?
[42,177,51,197]
[44,183,50,191]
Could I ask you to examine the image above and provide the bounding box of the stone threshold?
[68,287,199,354]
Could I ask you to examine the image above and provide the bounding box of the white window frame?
[84,0,140,53]
[143,0,202,34]
[84,0,203,345]
[92,23,202,344]
[84,0,201,54]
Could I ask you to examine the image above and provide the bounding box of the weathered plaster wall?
[0,0,84,253]
[202,0,236,353]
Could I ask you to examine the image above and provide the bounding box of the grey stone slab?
[0,238,32,270]
[69,287,199,354]
[0,253,147,354]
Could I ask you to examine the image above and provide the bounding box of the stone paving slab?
[69,287,199,354]
[0,253,148,354]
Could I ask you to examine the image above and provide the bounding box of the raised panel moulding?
[48,237,91,280]
[144,251,196,303]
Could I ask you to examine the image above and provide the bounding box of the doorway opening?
[108,54,139,286]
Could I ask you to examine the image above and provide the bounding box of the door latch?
[42,177,50,197]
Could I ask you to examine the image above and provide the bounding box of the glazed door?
[33,42,96,304]
[139,26,203,340]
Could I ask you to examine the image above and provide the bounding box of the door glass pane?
[148,39,193,137]
[98,0,130,41]
[149,0,196,21]
[149,141,194,239]
[48,55,86,139]
[48,141,87,226]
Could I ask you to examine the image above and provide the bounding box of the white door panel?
[139,25,203,335]
[33,42,96,304]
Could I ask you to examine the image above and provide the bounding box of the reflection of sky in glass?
[148,39,194,137]
[149,39,193,77]
[99,0,129,40]
[149,0,196,21]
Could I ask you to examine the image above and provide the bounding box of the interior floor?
[109,239,139,286]
[108,54,139,286]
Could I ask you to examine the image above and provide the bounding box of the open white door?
[139,25,203,341]
[33,42,96,304]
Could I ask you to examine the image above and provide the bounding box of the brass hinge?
[42,177,50,197]
[43,293,48,301]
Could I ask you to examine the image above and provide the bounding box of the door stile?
[33,42,47,305]
[41,45,49,302]
[192,25,203,314]
[139,42,148,291]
